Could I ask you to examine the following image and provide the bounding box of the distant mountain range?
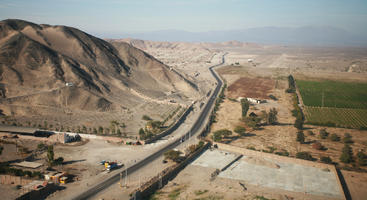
[103,26,367,47]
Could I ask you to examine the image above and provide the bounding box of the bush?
[234,126,246,136]
[142,115,152,121]
[164,150,182,163]
[294,119,303,130]
[54,157,64,165]
[240,99,250,117]
[357,152,367,166]
[321,156,333,164]
[275,150,289,157]
[312,142,324,150]
[213,129,232,142]
[296,152,315,161]
[296,131,305,144]
[37,143,46,151]
[343,133,353,144]
[307,130,314,136]
[319,129,329,139]
[330,133,340,142]
[340,144,353,163]
[268,95,277,101]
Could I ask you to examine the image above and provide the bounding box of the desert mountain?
[0,19,197,118]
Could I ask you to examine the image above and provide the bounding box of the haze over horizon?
[1,0,367,45]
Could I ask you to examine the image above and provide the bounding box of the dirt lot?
[227,77,275,99]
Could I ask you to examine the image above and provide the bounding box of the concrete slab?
[191,149,238,169]
[12,161,43,169]
[219,156,342,198]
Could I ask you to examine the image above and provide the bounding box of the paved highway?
[72,54,226,200]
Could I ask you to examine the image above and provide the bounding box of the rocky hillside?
[0,19,197,117]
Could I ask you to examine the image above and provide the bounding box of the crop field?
[296,80,367,109]
[297,79,367,129]
[304,106,367,129]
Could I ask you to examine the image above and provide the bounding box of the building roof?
[12,161,43,169]
[0,125,38,134]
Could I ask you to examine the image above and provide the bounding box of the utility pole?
[125,166,128,188]
[119,172,122,188]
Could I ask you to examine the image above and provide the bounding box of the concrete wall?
[214,142,347,200]
[17,183,58,200]
[0,175,33,185]
[130,142,211,200]
[144,105,193,144]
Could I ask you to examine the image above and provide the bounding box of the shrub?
[54,157,64,165]
[321,156,333,164]
[240,99,250,117]
[340,144,353,163]
[296,152,315,161]
[164,150,182,163]
[307,130,314,136]
[37,143,46,150]
[142,115,152,121]
[296,131,305,144]
[234,126,246,136]
[330,133,340,142]
[213,129,232,142]
[343,133,353,144]
[268,95,277,100]
[294,119,303,130]
[312,142,324,150]
[267,108,278,125]
[319,129,329,139]
[357,151,367,166]
[275,150,289,157]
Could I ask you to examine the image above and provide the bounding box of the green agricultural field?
[296,80,367,109]
[304,106,367,129]
[297,79,367,129]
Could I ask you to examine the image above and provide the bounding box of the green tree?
[321,156,333,164]
[213,129,232,142]
[319,129,329,139]
[93,128,97,134]
[294,118,303,130]
[296,152,314,161]
[82,125,87,133]
[142,115,152,121]
[47,145,54,166]
[267,108,278,125]
[234,126,246,136]
[139,128,146,140]
[343,133,353,144]
[164,150,182,162]
[240,98,250,118]
[98,126,103,134]
[340,144,353,163]
[307,130,314,136]
[116,128,122,136]
[330,133,340,141]
[296,131,305,144]
[357,151,367,166]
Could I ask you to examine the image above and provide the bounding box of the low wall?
[214,142,347,200]
[144,105,193,144]
[130,142,211,200]
[0,175,33,185]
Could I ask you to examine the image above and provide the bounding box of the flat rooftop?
[12,161,43,169]
[0,125,38,134]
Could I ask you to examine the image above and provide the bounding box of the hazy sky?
[1,0,367,35]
